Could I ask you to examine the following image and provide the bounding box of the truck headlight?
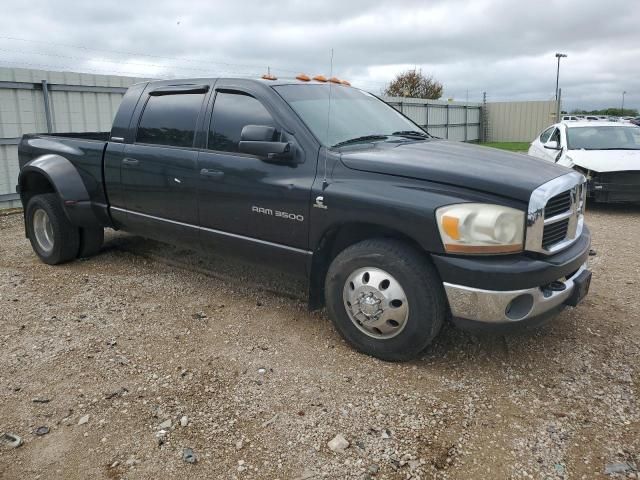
[436,203,525,254]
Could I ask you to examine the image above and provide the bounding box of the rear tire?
[25,193,80,265]
[324,238,446,361]
[78,227,104,258]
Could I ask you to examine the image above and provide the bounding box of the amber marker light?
[296,74,311,81]
[441,216,460,240]
[312,75,327,82]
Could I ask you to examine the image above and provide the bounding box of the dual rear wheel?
[25,193,103,265]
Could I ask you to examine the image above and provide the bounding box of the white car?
[561,115,579,122]
[528,121,640,202]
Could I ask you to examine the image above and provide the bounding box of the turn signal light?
[313,75,327,82]
[442,216,460,240]
[296,73,310,81]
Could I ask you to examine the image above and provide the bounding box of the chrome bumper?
[443,263,588,323]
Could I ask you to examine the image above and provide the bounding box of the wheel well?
[308,223,425,310]
[19,172,56,236]
[20,171,55,207]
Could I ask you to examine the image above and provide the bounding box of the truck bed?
[18,133,110,212]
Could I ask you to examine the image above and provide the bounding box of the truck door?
[119,86,208,246]
[196,85,316,273]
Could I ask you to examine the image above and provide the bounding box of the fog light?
[505,294,534,321]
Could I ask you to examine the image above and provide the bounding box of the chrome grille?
[542,218,569,249]
[544,191,571,217]
[525,172,586,255]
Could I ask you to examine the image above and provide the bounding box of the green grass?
[480,142,530,152]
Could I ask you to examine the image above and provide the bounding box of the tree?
[383,69,443,99]
[570,107,638,116]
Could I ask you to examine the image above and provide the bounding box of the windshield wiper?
[332,135,388,148]
[390,130,430,138]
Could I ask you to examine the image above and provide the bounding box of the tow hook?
[542,280,566,298]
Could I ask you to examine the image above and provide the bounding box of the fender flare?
[18,154,100,228]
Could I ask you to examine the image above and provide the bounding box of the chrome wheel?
[33,208,54,253]
[343,267,409,339]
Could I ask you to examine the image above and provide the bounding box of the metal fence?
[484,100,558,142]
[383,96,482,142]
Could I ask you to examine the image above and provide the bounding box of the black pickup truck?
[17,77,592,361]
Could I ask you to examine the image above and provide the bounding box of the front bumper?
[432,227,591,326]
[443,262,589,324]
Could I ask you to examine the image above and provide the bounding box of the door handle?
[200,168,224,179]
[122,158,139,166]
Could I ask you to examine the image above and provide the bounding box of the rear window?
[136,93,205,147]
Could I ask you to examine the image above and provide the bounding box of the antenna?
[322,48,334,190]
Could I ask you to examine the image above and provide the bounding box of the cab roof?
[144,77,352,88]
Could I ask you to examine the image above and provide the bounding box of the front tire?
[324,238,446,361]
[26,193,80,265]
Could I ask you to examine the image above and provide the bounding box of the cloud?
[0,0,638,110]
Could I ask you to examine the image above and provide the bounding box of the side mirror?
[544,140,560,150]
[238,125,294,162]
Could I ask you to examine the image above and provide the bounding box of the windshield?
[274,84,425,147]
[567,125,640,150]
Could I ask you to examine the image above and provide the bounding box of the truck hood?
[340,140,571,202]
[566,149,640,173]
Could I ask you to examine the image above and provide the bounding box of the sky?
[0,0,638,112]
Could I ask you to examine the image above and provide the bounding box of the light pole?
[621,91,627,115]
[555,53,567,101]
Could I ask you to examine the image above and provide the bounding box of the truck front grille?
[525,172,586,255]
[542,218,569,249]
[544,191,571,218]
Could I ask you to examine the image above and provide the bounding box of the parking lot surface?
[0,206,638,479]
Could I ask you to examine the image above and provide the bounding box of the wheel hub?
[32,208,54,253]
[356,292,382,318]
[343,267,409,339]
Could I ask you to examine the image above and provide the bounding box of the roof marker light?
[261,74,277,80]
[296,74,311,81]
[328,77,342,84]
[340,79,351,86]
[313,75,327,82]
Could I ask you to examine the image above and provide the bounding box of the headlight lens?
[436,203,525,254]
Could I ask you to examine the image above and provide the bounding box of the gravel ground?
[0,205,638,480]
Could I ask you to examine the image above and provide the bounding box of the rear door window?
[136,93,205,148]
[208,92,276,153]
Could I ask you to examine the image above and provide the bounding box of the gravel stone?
[328,434,349,452]
[182,448,198,464]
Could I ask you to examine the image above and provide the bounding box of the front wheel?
[25,193,80,265]
[324,239,446,361]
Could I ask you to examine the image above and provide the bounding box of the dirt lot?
[0,205,638,480]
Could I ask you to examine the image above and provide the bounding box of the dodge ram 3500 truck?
[17,77,592,361]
